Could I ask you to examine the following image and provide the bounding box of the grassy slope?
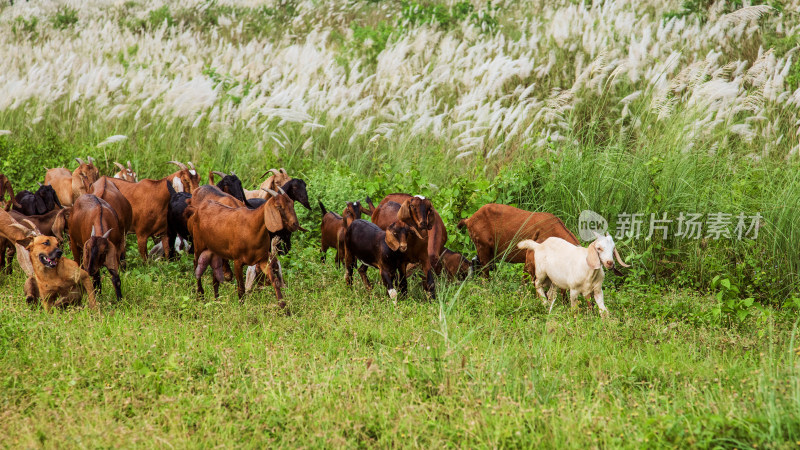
[1,250,799,447]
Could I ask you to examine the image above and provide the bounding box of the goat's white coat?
[517,235,620,316]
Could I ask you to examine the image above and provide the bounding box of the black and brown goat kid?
[344,218,411,300]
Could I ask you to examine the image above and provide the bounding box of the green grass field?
[2,253,799,447]
[3,0,800,447]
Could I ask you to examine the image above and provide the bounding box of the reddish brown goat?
[318,200,366,266]
[457,204,579,277]
[8,208,69,240]
[89,177,133,264]
[187,191,303,302]
[45,157,100,206]
[0,209,38,275]
[372,194,446,298]
[441,248,471,280]
[0,173,19,211]
[97,161,199,262]
[68,195,125,301]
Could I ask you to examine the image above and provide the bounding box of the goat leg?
[136,234,148,262]
[357,264,372,289]
[234,260,246,301]
[108,268,122,302]
[398,263,408,296]
[210,254,226,299]
[160,234,171,261]
[91,271,102,296]
[260,258,285,307]
[194,250,214,297]
[380,269,397,301]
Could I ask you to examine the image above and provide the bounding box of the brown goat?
[372,194,446,298]
[8,208,69,240]
[0,173,19,211]
[97,161,198,262]
[187,191,303,301]
[441,248,471,280]
[113,161,138,182]
[318,200,366,266]
[457,204,579,277]
[45,157,100,206]
[68,195,125,301]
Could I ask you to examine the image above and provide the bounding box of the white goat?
[517,232,629,316]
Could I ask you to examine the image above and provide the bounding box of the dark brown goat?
[0,173,19,211]
[97,161,198,262]
[8,208,69,240]
[457,204,579,277]
[187,191,303,301]
[344,218,411,299]
[68,195,125,301]
[318,200,366,266]
[372,195,446,298]
[441,248,471,280]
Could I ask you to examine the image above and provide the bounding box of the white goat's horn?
[614,247,631,268]
[279,168,287,174]
[187,161,195,170]
[91,225,96,237]
[262,188,279,197]
[75,157,85,165]
[102,228,113,239]
[277,187,286,195]
[113,162,126,171]
[212,170,227,178]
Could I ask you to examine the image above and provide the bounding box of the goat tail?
[318,199,328,216]
[516,239,539,251]
[457,218,468,229]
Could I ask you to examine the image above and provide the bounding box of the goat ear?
[426,208,435,230]
[51,210,67,240]
[385,230,400,251]
[586,242,602,270]
[263,203,283,233]
[397,200,412,224]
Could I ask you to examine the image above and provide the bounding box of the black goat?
[166,180,193,256]
[13,184,62,216]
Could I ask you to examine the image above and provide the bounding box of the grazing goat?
[372,195,445,298]
[517,232,630,316]
[187,190,304,301]
[20,232,97,311]
[0,173,19,211]
[89,178,132,266]
[457,204,579,276]
[319,200,367,266]
[344,218,411,300]
[441,248,471,280]
[97,160,198,261]
[68,195,125,301]
[14,184,62,216]
[113,161,138,182]
[45,157,100,206]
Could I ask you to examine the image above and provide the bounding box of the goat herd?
[0,158,630,316]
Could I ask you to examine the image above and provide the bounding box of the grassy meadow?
[2,0,800,447]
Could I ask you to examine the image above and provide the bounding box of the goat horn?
[262,188,279,197]
[88,156,95,164]
[102,228,113,239]
[166,161,187,170]
[75,157,85,165]
[187,161,195,170]
[127,161,133,169]
[37,182,43,187]
[91,225,96,237]
[279,168,287,174]
[212,170,227,178]
[113,162,126,171]
[277,186,286,195]
[613,247,631,268]
[22,219,40,234]
[268,168,280,176]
